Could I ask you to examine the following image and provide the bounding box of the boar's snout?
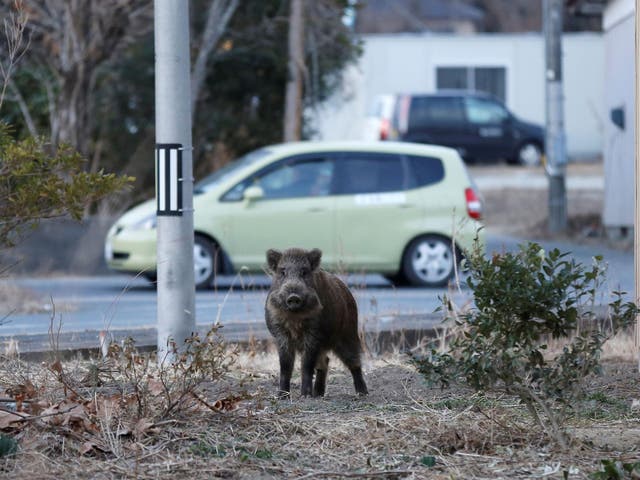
[277,282,319,312]
[286,293,303,310]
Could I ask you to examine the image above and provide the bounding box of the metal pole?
[154,0,196,363]
[544,0,567,234]
[635,0,640,370]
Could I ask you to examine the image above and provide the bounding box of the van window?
[465,97,509,124]
[334,153,404,194]
[407,155,444,188]
[409,96,465,128]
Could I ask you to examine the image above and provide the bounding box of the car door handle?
[307,207,325,212]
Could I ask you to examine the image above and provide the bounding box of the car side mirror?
[243,185,264,202]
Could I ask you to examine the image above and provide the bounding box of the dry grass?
[0,340,639,480]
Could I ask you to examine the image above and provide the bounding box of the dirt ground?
[472,162,608,241]
[0,346,639,480]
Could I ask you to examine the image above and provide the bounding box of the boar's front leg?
[277,344,295,399]
[301,348,321,397]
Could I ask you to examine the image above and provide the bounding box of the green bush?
[0,123,133,248]
[412,242,638,448]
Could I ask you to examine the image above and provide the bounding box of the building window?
[436,66,506,102]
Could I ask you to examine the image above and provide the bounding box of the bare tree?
[283,0,305,142]
[191,0,240,121]
[1,0,153,157]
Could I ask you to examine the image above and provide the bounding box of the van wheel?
[513,141,542,167]
[402,235,456,287]
[194,235,219,289]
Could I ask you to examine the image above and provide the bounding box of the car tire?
[143,272,157,285]
[383,273,409,287]
[513,141,543,167]
[194,235,219,290]
[401,235,457,287]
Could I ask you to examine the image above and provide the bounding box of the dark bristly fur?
[265,247,368,398]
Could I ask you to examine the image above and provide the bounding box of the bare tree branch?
[6,79,37,136]
[191,0,241,120]
[0,0,30,111]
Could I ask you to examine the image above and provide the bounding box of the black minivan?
[389,91,545,166]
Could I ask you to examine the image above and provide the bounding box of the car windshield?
[194,147,272,194]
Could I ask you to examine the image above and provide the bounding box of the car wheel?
[515,141,542,167]
[143,272,157,285]
[194,235,218,290]
[402,235,457,287]
[383,273,409,287]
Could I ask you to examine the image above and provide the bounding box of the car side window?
[406,155,445,188]
[465,97,509,125]
[333,153,405,195]
[221,157,333,201]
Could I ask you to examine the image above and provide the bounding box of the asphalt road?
[1,162,629,352]
[0,232,632,353]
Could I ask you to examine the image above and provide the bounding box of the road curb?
[0,313,445,361]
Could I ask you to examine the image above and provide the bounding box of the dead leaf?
[40,404,64,427]
[6,380,39,411]
[147,378,165,397]
[212,396,242,412]
[61,403,90,431]
[79,440,109,456]
[0,410,26,430]
[133,418,155,439]
[49,360,63,375]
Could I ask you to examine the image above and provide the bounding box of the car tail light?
[398,95,410,135]
[465,187,482,220]
[379,118,390,140]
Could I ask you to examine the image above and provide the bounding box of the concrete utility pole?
[154,0,196,362]
[283,0,305,141]
[635,0,640,370]
[543,0,568,234]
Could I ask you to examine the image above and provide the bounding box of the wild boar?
[265,247,368,398]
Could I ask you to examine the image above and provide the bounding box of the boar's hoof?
[277,390,291,400]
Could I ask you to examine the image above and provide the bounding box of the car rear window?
[407,155,445,188]
[408,96,465,128]
[333,153,404,194]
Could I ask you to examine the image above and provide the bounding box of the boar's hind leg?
[313,355,329,397]
[349,366,368,396]
[277,345,295,399]
[335,346,368,396]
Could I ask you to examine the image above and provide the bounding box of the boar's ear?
[266,249,282,274]
[308,248,322,271]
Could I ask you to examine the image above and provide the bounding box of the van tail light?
[379,118,390,140]
[465,187,482,220]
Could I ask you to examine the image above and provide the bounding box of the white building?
[602,0,634,236]
[312,32,604,160]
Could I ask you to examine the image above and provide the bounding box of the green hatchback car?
[105,141,483,288]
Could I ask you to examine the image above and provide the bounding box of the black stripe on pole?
[156,143,183,216]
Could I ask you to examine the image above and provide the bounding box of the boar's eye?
[301,267,310,277]
[278,267,286,277]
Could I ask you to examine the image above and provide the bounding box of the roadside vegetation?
[0,243,639,479]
